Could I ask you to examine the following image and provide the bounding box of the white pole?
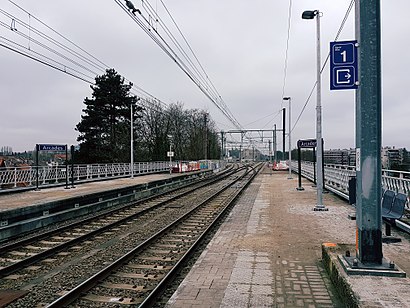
[315,11,324,209]
[169,142,172,175]
[131,104,134,178]
[288,97,292,179]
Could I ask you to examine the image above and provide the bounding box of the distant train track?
[0,165,236,277]
[0,163,261,307]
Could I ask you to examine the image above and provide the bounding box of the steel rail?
[46,164,262,307]
[140,164,261,307]
[0,165,233,248]
[0,165,241,278]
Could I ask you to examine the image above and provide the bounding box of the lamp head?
[302,10,318,19]
[283,97,291,101]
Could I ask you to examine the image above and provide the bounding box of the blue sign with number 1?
[330,40,358,90]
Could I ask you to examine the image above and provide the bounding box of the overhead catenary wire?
[245,108,283,128]
[157,0,229,113]
[139,0,221,104]
[7,1,109,70]
[2,1,172,114]
[0,18,101,78]
[9,0,166,109]
[146,2,249,148]
[113,0,243,131]
[3,0,230,140]
[0,39,95,84]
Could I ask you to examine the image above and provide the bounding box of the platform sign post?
[65,146,69,189]
[35,144,68,191]
[297,139,317,191]
[330,40,358,90]
[70,145,75,188]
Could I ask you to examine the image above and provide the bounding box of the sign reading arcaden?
[38,144,67,151]
[297,139,317,148]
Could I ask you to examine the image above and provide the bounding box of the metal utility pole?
[221,131,225,160]
[224,129,282,163]
[356,0,383,264]
[204,113,208,160]
[302,10,325,210]
[283,97,292,178]
[282,108,286,161]
[315,11,324,210]
[130,103,134,178]
[273,124,277,164]
[239,132,244,162]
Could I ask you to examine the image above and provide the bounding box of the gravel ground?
[1,169,249,307]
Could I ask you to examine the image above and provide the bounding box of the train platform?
[0,173,178,212]
[166,166,410,308]
[0,171,211,241]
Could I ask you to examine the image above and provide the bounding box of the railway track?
[0,166,239,278]
[0,163,261,307]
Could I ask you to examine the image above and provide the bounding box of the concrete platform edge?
[0,171,212,241]
[322,243,360,308]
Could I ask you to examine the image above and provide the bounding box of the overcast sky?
[1,0,409,154]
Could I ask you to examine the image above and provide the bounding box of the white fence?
[292,161,410,201]
[0,160,225,192]
[0,161,169,191]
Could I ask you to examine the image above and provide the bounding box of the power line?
[0,39,95,84]
[1,1,170,113]
[9,0,109,70]
[158,0,228,113]
[245,109,283,128]
[114,0,243,131]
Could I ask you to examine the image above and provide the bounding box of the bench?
[381,190,395,217]
[347,189,395,220]
[347,189,408,229]
[382,190,408,242]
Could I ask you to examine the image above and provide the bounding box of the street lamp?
[302,9,326,210]
[283,97,292,179]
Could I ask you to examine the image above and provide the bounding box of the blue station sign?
[297,139,317,148]
[38,144,67,151]
[330,40,358,90]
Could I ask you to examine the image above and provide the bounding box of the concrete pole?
[204,113,208,160]
[239,132,243,163]
[273,124,277,164]
[220,131,224,161]
[282,108,286,161]
[284,97,292,178]
[130,103,134,178]
[314,11,325,210]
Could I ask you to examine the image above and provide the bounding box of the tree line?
[75,69,221,163]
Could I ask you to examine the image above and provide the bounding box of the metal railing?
[0,161,169,191]
[292,161,410,204]
[0,160,226,192]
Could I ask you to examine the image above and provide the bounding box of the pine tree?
[75,69,140,163]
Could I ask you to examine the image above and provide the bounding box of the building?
[381,146,406,169]
[324,148,356,166]
[324,147,408,170]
